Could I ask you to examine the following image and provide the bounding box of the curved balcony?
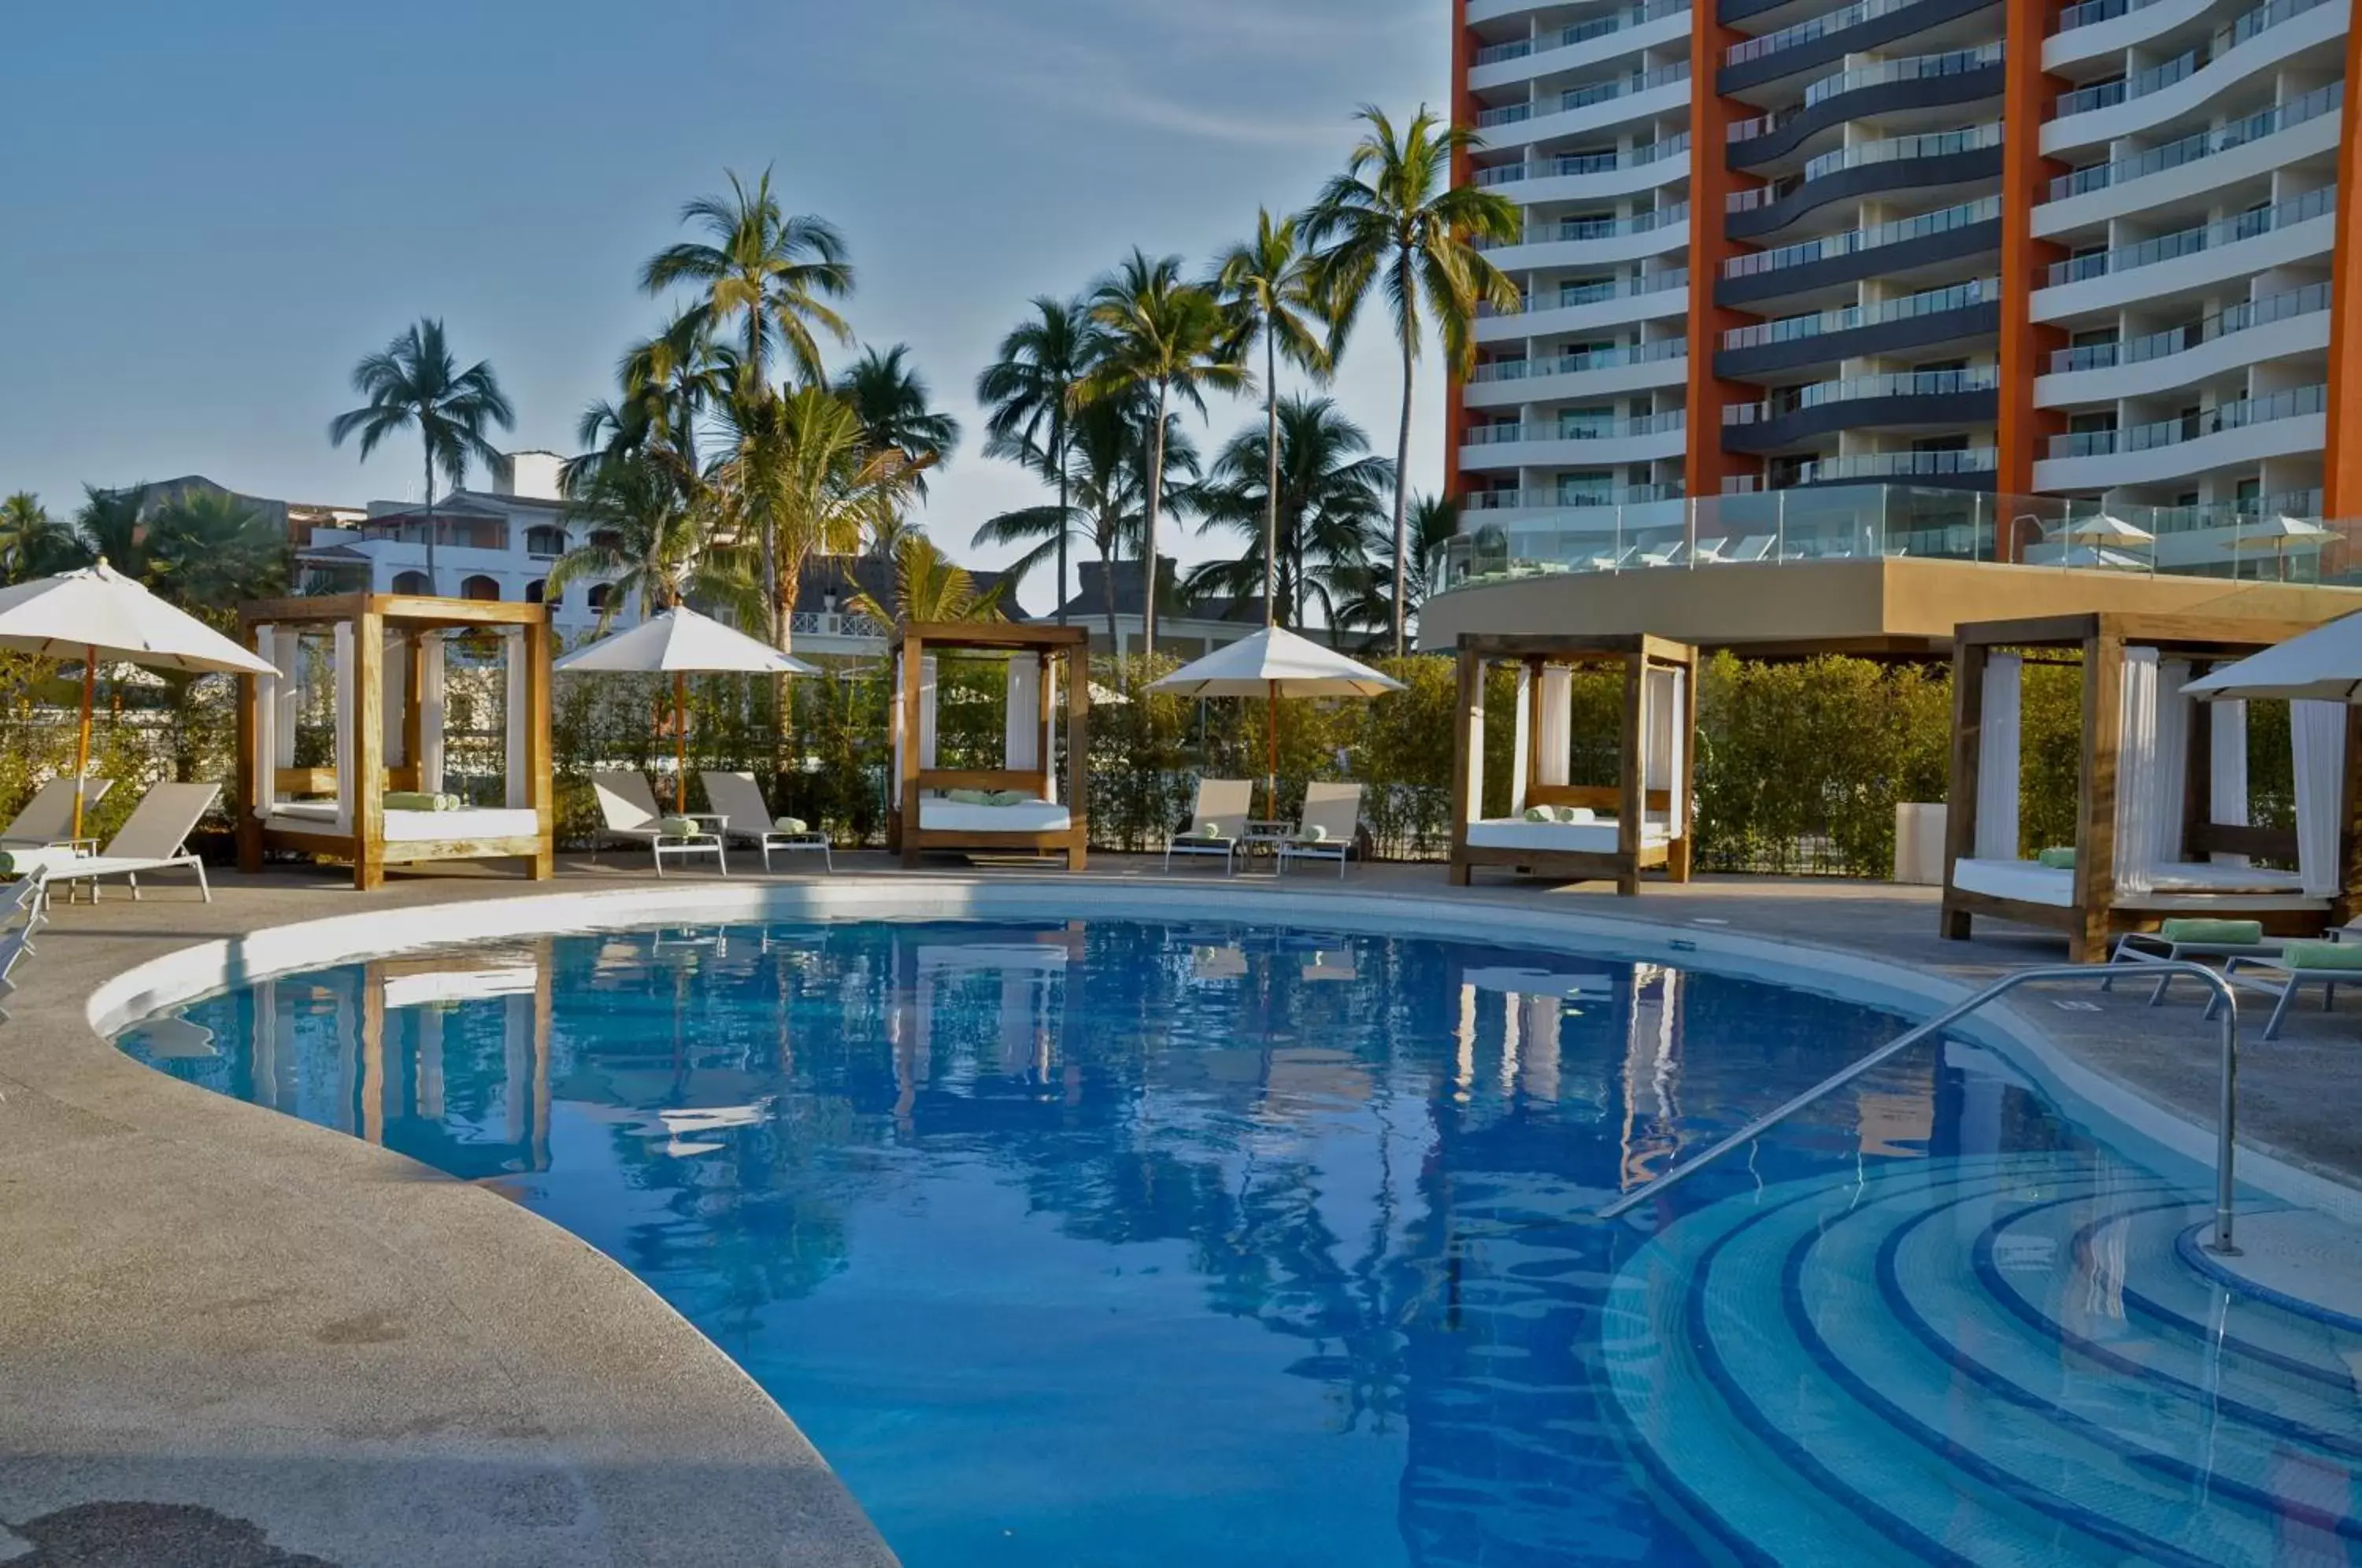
[2033,383,2325,490]
[1757,446,1998,490]
[2031,187,2334,318]
[1475,272,1691,342]
[1472,0,1694,91]
[1473,135,1693,204]
[1457,486,1688,531]
[2044,0,2341,152]
[1719,0,2000,94]
[1475,205,1690,271]
[1459,410,1689,472]
[2035,83,2341,234]
[1478,65,1694,145]
[1727,124,2002,239]
[2034,281,2329,405]
[1727,46,2005,168]
[1721,368,1999,452]
[1716,197,2001,307]
[1716,277,2002,377]
[1465,341,1690,407]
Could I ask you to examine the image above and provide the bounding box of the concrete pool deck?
[1,855,2356,1566]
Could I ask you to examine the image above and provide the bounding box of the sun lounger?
[1276,782,1363,879]
[43,783,218,903]
[1164,778,1251,875]
[2212,942,2362,1040]
[0,777,111,852]
[701,770,831,873]
[1715,534,1776,563]
[2103,919,2341,1005]
[590,771,727,877]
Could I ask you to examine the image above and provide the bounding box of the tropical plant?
[328,317,516,594]
[548,452,754,631]
[1330,493,1459,647]
[72,484,151,580]
[0,492,86,583]
[1083,250,1244,658]
[1209,211,1332,625]
[972,391,1197,647]
[835,345,960,489]
[847,534,1006,627]
[1303,105,1520,654]
[977,297,1097,623]
[142,490,290,622]
[1186,396,1390,628]
[641,168,853,395]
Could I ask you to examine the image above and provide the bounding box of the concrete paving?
[0,852,2355,1566]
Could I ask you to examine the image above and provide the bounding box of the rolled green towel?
[436,793,461,812]
[1194,820,1227,839]
[383,790,441,812]
[1564,807,1596,823]
[0,850,15,876]
[1523,805,1553,822]
[2157,918,2264,945]
[2279,939,2362,971]
[2036,846,2076,869]
[659,815,702,839]
[988,790,1033,807]
[946,788,992,805]
[773,815,809,835]
[1298,823,1330,844]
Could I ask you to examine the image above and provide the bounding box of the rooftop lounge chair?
[0,777,111,852]
[701,770,831,873]
[43,782,218,904]
[1716,534,1776,563]
[1277,782,1364,879]
[590,771,727,877]
[1163,778,1251,875]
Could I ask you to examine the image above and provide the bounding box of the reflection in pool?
[118,918,2091,1566]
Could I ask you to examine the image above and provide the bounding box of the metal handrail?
[1597,962,2243,1255]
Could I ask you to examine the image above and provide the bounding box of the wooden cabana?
[235,593,554,890]
[1942,612,2360,961]
[889,621,1089,870]
[1449,633,1697,893]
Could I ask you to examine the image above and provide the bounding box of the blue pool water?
[116,917,2362,1566]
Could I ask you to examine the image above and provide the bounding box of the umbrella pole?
[72,645,96,840]
[1266,679,1279,822]
[674,671,690,813]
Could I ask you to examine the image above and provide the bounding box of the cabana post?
[1449,633,1697,893]
[888,622,1089,871]
[1941,612,2360,960]
[235,594,554,890]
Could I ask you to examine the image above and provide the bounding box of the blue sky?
[1,0,1445,612]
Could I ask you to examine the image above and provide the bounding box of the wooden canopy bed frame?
[1941,612,2360,962]
[235,593,554,890]
[1449,633,1698,894]
[888,621,1090,871]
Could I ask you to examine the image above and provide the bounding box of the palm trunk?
[1053,405,1070,627]
[1392,282,1416,660]
[1144,382,1169,661]
[1262,332,1279,629]
[1100,530,1121,652]
[421,447,437,596]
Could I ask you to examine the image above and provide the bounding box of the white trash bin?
[1894,803,1947,885]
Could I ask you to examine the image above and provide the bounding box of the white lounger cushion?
[1464,815,1671,854]
[919,798,1072,834]
[266,804,539,842]
[1952,858,2074,906]
[1953,856,2311,909]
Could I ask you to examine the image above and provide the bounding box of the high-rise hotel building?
[1446,0,2360,577]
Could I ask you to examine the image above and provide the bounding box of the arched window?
[524,579,548,605]
[460,574,502,601]
[391,570,430,594]
[587,583,612,612]
[524,524,567,557]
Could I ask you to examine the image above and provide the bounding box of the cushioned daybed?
[890,622,1090,870]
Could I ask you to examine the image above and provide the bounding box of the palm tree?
[847,534,1007,627]
[73,484,150,580]
[642,168,853,394]
[977,297,1096,623]
[1330,493,1461,648]
[143,491,289,622]
[1084,250,1245,658]
[569,313,733,488]
[835,345,960,490]
[1186,396,1391,628]
[0,492,86,583]
[328,318,516,594]
[548,452,756,631]
[1303,105,1520,655]
[973,392,1196,648]
[1210,211,1332,626]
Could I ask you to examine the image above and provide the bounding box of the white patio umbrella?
[2224,515,2334,580]
[2184,611,2362,701]
[2056,512,2154,546]
[1147,625,1404,817]
[555,606,820,810]
[0,560,276,837]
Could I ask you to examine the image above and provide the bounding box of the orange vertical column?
[1446,0,1476,508]
[1996,0,2069,549]
[2322,20,2362,516]
[1684,11,1764,501]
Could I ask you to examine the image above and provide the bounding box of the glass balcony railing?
[1476,204,1689,251]
[2045,383,2326,458]
[2046,83,2340,200]
[1476,133,1692,187]
[1721,195,2001,278]
[2045,280,2330,372]
[1469,340,1690,383]
[1461,483,1686,511]
[1721,277,2000,350]
[1481,270,1688,317]
[1464,410,1687,446]
[2042,187,2333,285]
[1724,367,1998,423]
[1479,66,1694,128]
[1473,0,1693,66]
[1799,122,2001,183]
[1726,0,1929,67]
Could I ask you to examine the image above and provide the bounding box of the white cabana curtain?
[383,631,408,767]
[2209,694,2250,864]
[1043,660,1062,803]
[891,654,942,789]
[250,625,284,816]
[1643,666,1685,838]
[1536,666,1573,788]
[502,627,530,808]
[2112,649,2162,894]
[419,634,446,793]
[1975,653,2021,860]
[1508,662,1532,815]
[2154,658,2192,860]
[2291,699,2345,897]
[1005,656,1040,772]
[331,621,355,833]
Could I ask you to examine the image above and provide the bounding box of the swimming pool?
[114,913,2362,1566]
